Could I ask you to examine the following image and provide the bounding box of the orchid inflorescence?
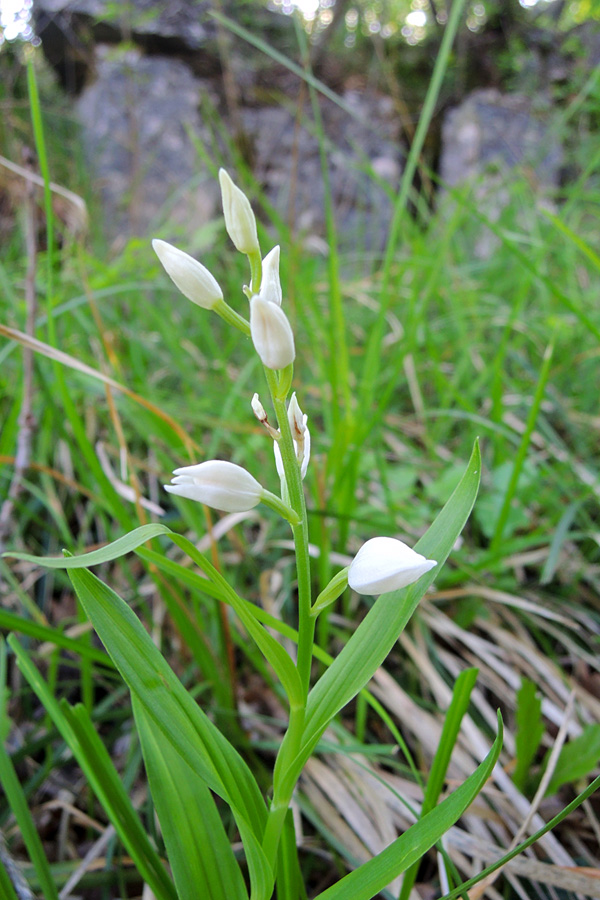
[1,164,488,900]
[153,168,436,601]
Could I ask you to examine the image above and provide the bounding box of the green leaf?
[65,565,264,817]
[133,695,249,900]
[314,712,503,900]
[5,523,303,708]
[8,636,177,900]
[3,523,170,568]
[544,724,600,797]
[64,566,274,900]
[513,679,544,792]
[424,668,479,816]
[285,442,481,791]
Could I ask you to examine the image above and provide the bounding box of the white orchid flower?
[348,537,436,595]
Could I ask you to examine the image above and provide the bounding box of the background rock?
[439,88,562,257]
[76,47,219,245]
[241,91,402,253]
[33,3,579,254]
[440,88,562,189]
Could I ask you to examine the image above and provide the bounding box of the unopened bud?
[165,460,263,513]
[274,394,310,481]
[251,393,280,439]
[152,239,223,309]
[251,393,267,422]
[287,392,310,477]
[287,392,305,441]
[219,168,259,256]
[348,537,436,595]
[259,245,282,305]
[250,295,295,370]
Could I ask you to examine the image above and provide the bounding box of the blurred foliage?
[279,0,600,45]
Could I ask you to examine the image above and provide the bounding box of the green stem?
[248,250,262,294]
[213,298,250,335]
[263,701,305,856]
[261,489,301,525]
[260,370,314,865]
[268,387,313,699]
[292,517,314,695]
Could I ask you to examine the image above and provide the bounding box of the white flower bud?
[152,239,223,310]
[250,295,295,370]
[259,245,282,305]
[348,537,436,595]
[289,393,310,476]
[165,460,263,512]
[251,392,267,422]
[273,439,311,483]
[273,394,310,480]
[274,441,284,481]
[288,393,305,441]
[218,168,259,255]
[300,426,310,479]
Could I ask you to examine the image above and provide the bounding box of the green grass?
[1,35,599,900]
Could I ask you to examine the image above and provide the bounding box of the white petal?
[152,239,222,309]
[273,430,310,481]
[166,460,262,512]
[273,440,284,480]
[300,424,310,479]
[348,536,436,595]
[250,295,295,370]
[251,392,267,421]
[218,168,259,256]
[259,245,282,305]
[287,393,305,439]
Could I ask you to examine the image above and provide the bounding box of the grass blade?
[399,667,479,900]
[0,735,59,900]
[513,679,544,793]
[314,713,503,900]
[358,0,468,412]
[0,852,20,900]
[490,340,554,550]
[438,774,600,900]
[0,608,112,667]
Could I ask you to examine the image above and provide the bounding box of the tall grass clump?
[1,14,600,900]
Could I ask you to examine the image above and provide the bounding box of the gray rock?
[440,88,562,188]
[36,0,211,49]
[240,91,403,254]
[439,88,562,257]
[76,47,218,245]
